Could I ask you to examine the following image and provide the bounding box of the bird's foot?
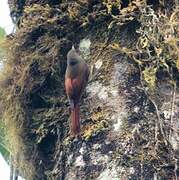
[70,100,74,110]
[69,130,81,141]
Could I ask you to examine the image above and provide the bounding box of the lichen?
[0,0,178,180]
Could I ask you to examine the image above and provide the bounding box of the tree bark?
[2,0,179,180]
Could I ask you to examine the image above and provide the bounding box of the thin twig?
[150,98,168,146]
[138,65,168,146]
[174,158,178,180]
[169,82,176,141]
[10,155,14,180]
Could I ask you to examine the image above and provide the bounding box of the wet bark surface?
[1,0,178,179]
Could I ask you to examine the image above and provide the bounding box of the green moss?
[83,120,108,141]
[0,0,178,179]
[21,4,53,30]
[142,67,157,90]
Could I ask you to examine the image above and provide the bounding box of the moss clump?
[142,67,157,90]
[83,120,108,141]
[0,0,178,179]
[0,11,71,178]
[21,4,56,30]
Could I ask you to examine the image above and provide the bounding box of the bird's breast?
[65,77,82,99]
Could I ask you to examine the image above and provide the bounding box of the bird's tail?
[71,104,80,136]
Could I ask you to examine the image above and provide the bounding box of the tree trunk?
[1,0,178,180]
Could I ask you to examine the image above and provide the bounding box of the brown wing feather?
[65,77,83,103]
[65,63,89,104]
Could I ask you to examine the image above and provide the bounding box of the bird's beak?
[72,45,75,50]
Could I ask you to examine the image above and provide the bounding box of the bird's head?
[67,46,82,66]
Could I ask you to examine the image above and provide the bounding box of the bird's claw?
[70,100,74,110]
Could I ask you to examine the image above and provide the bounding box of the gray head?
[67,46,83,66]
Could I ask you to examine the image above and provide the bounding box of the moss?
[0,0,178,179]
[83,120,108,141]
[142,67,157,90]
[21,4,54,30]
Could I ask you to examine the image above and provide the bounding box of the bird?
[65,46,89,136]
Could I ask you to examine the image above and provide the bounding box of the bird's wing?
[65,77,83,103]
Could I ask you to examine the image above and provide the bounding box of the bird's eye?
[70,61,77,66]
